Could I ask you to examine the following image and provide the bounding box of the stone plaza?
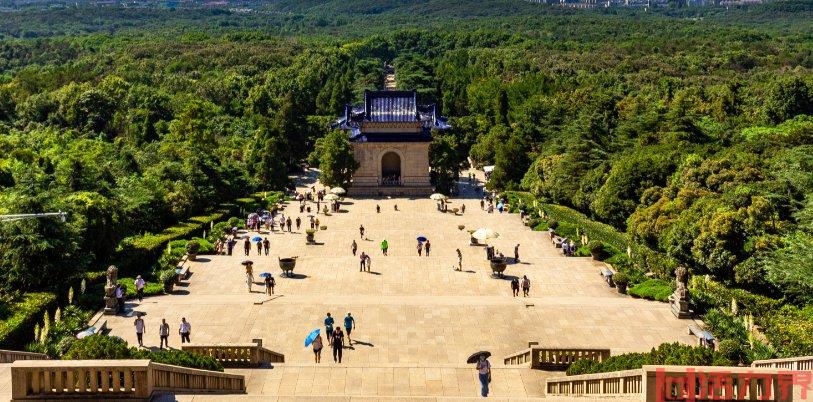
[69,169,698,400]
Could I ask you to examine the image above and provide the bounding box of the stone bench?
[600,267,615,287]
[688,324,715,348]
[77,320,107,339]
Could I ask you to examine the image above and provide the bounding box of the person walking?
[352,240,358,256]
[461,204,466,214]
[243,238,250,256]
[344,313,356,345]
[332,327,344,363]
[365,254,371,272]
[256,239,262,255]
[417,241,422,256]
[286,217,292,232]
[115,284,125,314]
[263,238,270,256]
[227,238,235,256]
[310,216,315,229]
[425,240,431,257]
[476,355,491,397]
[359,252,367,272]
[376,204,380,213]
[312,333,323,363]
[296,216,301,231]
[324,313,335,346]
[179,318,191,344]
[245,263,254,292]
[480,199,485,210]
[159,319,170,349]
[265,274,275,295]
[456,248,462,271]
[135,275,145,302]
[359,225,365,238]
[521,275,530,297]
[511,277,520,297]
[380,239,388,256]
[514,244,520,263]
[134,315,145,347]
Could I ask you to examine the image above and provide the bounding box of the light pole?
[0,212,67,223]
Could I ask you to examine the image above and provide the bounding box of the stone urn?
[305,229,316,244]
[278,257,297,277]
[489,258,507,278]
[103,265,119,315]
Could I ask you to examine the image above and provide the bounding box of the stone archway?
[381,151,401,186]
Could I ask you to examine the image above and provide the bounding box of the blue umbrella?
[258,272,272,278]
[416,236,427,242]
[252,236,262,242]
[304,328,320,347]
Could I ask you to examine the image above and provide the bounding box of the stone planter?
[489,258,507,277]
[616,283,627,294]
[278,257,297,277]
[306,234,315,244]
[188,253,197,262]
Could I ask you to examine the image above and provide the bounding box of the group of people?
[113,274,146,315]
[133,315,191,349]
[479,194,506,214]
[510,275,532,297]
[242,262,276,294]
[311,312,357,363]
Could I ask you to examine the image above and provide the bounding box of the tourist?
[296,216,301,231]
[323,205,328,215]
[476,354,491,397]
[381,239,388,256]
[359,251,367,271]
[227,238,235,256]
[480,199,485,210]
[511,277,519,297]
[265,274,275,295]
[279,215,285,231]
[365,254,371,272]
[159,319,170,349]
[376,204,380,213]
[332,327,344,363]
[135,275,145,302]
[134,315,145,347]
[256,238,262,255]
[394,204,398,211]
[312,333,323,363]
[514,244,520,263]
[461,204,466,214]
[263,238,270,255]
[243,238,250,256]
[300,203,305,213]
[286,217,292,232]
[456,248,462,271]
[359,225,365,238]
[310,216,315,229]
[521,275,531,297]
[324,313,335,346]
[344,313,355,345]
[425,240,431,257]
[115,284,124,314]
[306,205,311,213]
[317,200,321,213]
[314,217,320,229]
[179,317,191,344]
[245,264,254,292]
[352,240,358,256]
[417,241,422,256]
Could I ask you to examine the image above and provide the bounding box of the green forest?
[1,0,812,361]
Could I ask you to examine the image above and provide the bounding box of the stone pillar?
[103,265,119,315]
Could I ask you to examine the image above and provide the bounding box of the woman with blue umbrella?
[305,329,323,363]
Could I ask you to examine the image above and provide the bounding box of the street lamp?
[0,211,67,223]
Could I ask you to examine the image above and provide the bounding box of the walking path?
[94,169,694,398]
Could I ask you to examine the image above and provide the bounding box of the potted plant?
[160,269,176,293]
[186,240,200,261]
[589,241,608,261]
[613,272,629,294]
[305,229,316,244]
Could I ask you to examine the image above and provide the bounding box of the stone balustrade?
[0,349,49,364]
[182,342,284,367]
[547,365,812,401]
[10,359,245,400]
[753,356,813,371]
[504,347,610,370]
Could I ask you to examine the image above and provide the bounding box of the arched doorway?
[381,152,401,186]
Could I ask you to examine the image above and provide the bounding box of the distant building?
[335,90,451,196]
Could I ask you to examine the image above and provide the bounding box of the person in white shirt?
[134,275,145,302]
[476,355,491,397]
[179,318,191,344]
[133,315,145,347]
[159,319,170,349]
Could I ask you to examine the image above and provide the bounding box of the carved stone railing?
[504,347,610,370]
[753,355,813,371]
[10,359,244,400]
[0,349,49,364]
[182,341,284,367]
[547,365,811,401]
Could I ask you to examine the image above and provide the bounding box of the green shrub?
[612,272,630,287]
[28,305,92,357]
[532,220,549,231]
[263,191,286,209]
[717,339,749,365]
[628,279,673,302]
[119,277,164,298]
[190,237,214,254]
[763,304,813,357]
[186,240,200,254]
[605,253,633,270]
[689,276,781,320]
[565,342,731,375]
[0,292,57,349]
[140,349,223,372]
[227,217,242,228]
[541,204,629,253]
[63,335,224,372]
[702,308,749,344]
[235,197,260,211]
[589,241,610,260]
[547,219,559,230]
[574,245,591,257]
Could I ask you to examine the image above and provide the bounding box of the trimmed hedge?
[63,335,223,372]
[119,277,164,298]
[628,279,674,302]
[0,292,57,349]
[540,203,629,254]
[113,209,229,275]
[689,276,781,320]
[566,342,731,376]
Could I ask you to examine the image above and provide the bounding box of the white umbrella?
[472,228,499,241]
[330,187,346,195]
[430,193,448,201]
[324,193,341,201]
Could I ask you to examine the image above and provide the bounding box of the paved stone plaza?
[1,170,694,400]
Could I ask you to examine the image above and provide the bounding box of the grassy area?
[628,279,674,302]
[0,292,57,349]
